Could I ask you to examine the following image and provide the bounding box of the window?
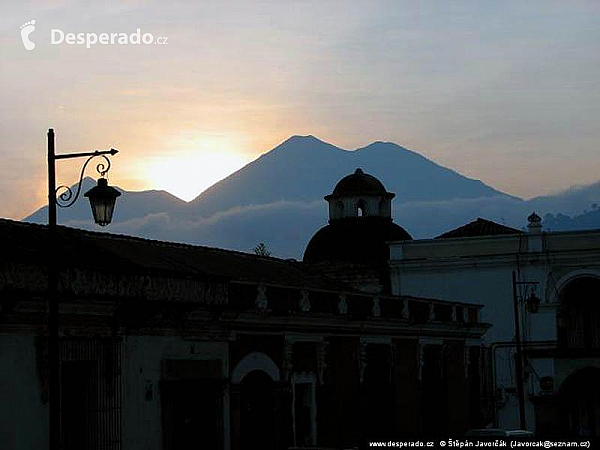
[559,277,600,349]
[357,199,366,217]
[60,338,121,450]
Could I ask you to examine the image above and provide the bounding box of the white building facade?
[389,216,600,435]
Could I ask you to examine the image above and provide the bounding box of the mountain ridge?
[22,135,599,258]
[186,135,514,219]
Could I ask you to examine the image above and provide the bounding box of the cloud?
[61,196,536,259]
[63,199,326,258]
[56,184,599,261]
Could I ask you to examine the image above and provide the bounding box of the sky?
[1,0,599,220]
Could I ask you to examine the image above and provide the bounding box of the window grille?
[60,338,121,450]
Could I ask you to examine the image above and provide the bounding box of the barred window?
[60,338,121,450]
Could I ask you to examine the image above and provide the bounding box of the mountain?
[187,135,514,218]
[22,136,599,258]
[527,181,600,217]
[26,177,187,224]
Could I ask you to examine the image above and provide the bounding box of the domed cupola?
[325,168,395,221]
[303,168,412,265]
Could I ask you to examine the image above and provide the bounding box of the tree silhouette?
[253,242,272,257]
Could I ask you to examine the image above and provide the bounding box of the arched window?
[232,351,281,383]
[558,277,600,349]
[357,199,366,217]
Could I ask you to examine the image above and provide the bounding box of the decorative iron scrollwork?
[55,152,112,208]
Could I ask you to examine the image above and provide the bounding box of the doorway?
[240,370,275,449]
[161,379,222,449]
[559,367,600,436]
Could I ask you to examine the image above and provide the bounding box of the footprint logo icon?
[20,20,36,50]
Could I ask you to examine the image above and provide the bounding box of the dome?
[303,218,412,264]
[329,168,388,197]
[303,168,410,265]
[325,168,395,221]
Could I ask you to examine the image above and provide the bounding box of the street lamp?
[512,271,540,431]
[525,290,541,314]
[46,128,120,450]
[84,178,122,226]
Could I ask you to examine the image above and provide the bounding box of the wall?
[121,336,229,450]
[390,229,600,432]
[0,335,48,450]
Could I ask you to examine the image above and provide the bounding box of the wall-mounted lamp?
[525,290,541,314]
[145,379,153,401]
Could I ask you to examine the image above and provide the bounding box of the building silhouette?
[0,169,491,449]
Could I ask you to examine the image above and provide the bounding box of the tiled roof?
[435,217,522,239]
[0,219,343,291]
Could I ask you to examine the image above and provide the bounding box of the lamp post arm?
[54,148,118,160]
[47,129,118,212]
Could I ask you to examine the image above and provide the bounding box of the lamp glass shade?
[84,178,121,226]
[526,292,541,314]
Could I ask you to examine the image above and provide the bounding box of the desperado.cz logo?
[20,20,36,50]
[20,19,168,50]
[52,29,168,48]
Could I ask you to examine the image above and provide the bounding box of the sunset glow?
[1,1,600,219]
[139,135,251,201]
